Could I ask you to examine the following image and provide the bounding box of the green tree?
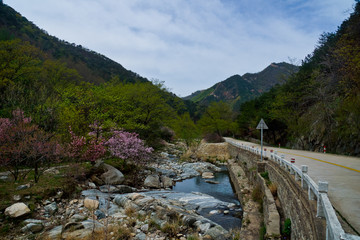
[198,101,234,137]
[173,113,199,147]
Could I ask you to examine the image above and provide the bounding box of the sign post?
[256,118,268,161]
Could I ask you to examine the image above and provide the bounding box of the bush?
[203,133,225,143]
[283,218,291,236]
[268,183,277,197]
[260,171,269,181]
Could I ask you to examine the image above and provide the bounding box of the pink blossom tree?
[106,130,153,164]
[0,109,63,182]
[67,122,106,164]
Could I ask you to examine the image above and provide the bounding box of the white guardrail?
[227,140,360,240]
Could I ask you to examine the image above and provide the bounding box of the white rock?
[84,198,99,210]
[5,202,30,218]
[202,172,214,179]
[209,210,219,215]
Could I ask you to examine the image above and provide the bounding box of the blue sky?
[4,0,355,96]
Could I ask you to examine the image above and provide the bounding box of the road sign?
[256,118,268,129]
[257,118,268,161]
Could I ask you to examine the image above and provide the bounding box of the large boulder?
[144,175,161,188]
[5,202,30,218]
[161,176,174,188]
[84,198,99,210]
[100,163,125,185]
[44,202,58,215]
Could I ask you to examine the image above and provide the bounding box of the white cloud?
[4,0,354,96]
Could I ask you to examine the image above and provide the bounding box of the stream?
[172,166,242,230]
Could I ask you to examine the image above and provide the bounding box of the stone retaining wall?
[228,144,326,239]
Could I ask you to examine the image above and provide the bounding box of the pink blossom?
[106,130,153,164]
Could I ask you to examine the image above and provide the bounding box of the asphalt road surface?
[225,137,360,234]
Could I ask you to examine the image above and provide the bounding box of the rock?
[91,175,104,185]
[5,202,30,218]
[129,193,144,201]
[70,214,87,222]
[135,231,146,240]
[88,182,96,188]
[161,176,173,188]
[160,152,169,158]
[94,210,106,219]
[199,223,211,233]
[0,174,12,182]
[205,225,229,240]
[81,189,110,199]
[224,210,229,214]
[99,185,118,193]
[84,198,99,210]
[116,185,137,194]
[16,183,30,190]
[44,202,58,215]
[205,180,219,184]
[44,168,60,175]
[13,195,21,201]
[202,172,214,179]
[154,168,177,178]
[144,175,161,188]
[209,210,219,215]
[140,223,149,232]
[21,222,44,233]
[43,225,62,239]
[100,163,125,185]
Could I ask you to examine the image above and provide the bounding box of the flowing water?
[172,166,242,230]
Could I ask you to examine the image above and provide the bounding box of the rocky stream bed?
[2,145,243,240]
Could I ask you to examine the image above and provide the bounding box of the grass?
[268,183,277,197]
[187,235,200,240]
[259,221,266,240]
[252,184,264,213]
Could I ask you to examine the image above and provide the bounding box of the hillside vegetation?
[0,3,191,148]
[184,62,298,110]
[237,2,360,155]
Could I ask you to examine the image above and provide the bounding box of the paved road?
[225,138,360,234]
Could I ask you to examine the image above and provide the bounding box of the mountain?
[184,62,298,110]
[237,2,360,156]
[0,3,147,84]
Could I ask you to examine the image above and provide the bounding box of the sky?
[4,0,355,97]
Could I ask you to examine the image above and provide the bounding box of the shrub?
[203,133,225,143]
[268,183,278,197]
[283,218,291,236]
[259,222,266,240]
[260,171,269,181]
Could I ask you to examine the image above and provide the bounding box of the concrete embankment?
[227,144,327,240]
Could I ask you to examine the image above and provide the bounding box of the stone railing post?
[317,181,328,218]
[301,165,308,189]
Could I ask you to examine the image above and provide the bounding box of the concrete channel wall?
[227,144,326,239]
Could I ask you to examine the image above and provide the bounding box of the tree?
[0,109,63,182]
[67,123,106,164]
[173,113,199,147]
[106,130,153,164]
[197,101,235,137]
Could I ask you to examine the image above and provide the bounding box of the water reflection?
[172,166,242,230]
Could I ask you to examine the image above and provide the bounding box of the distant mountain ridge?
[184,62,298,109]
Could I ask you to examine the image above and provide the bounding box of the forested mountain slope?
[0,4,146,84]
[237,2,360,156]
[184,62,297,110]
